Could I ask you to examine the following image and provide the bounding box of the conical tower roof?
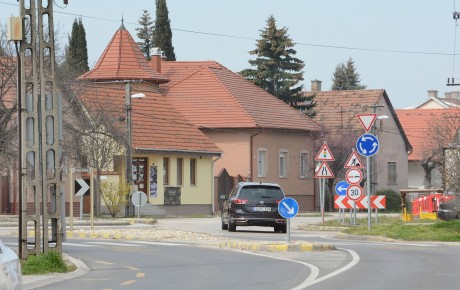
[79,24,169,83]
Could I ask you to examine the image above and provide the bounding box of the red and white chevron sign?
[334,195,386,209]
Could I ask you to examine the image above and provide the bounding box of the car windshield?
[239,186,285,200]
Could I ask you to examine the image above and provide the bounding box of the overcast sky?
[1,0,459,109]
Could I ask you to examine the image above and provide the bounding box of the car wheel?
[281,225,287,234]
[221,214,228,230]
[228,219,236,232]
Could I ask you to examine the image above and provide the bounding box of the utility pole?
[18,0,62,259]
[448,12,460,86]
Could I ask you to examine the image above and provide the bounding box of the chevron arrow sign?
[335,195,386,209]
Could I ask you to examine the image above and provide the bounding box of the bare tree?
[0,24,18,170]
[421,109,460,189]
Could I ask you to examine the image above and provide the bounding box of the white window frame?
[257,148,267,177]
[299,151,309,178]
[279,150,288,178]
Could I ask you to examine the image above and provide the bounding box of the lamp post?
[124,82,145,216]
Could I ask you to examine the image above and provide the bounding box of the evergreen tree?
[153,0,176,61]
[65,18,89,78]
[136,10,154,60]
[331,58,366,90]
[240,15,308,111]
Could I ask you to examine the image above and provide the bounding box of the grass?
[21,251,76,275]
[322,216,460,242]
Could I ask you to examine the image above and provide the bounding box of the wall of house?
[408,161,443,189]
[206,129,316,211]
[374,101,409,192]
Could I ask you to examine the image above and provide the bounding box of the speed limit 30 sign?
[347,184,363,201]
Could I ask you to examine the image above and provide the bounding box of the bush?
[376,189,402,212]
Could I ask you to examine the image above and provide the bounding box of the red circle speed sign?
[346,185,363,201]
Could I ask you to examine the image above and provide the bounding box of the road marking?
[295,248,360,288]
[63,242,97,247]
[85,241,143,247]
[136,272,145,278]
[120,280,137,286]
[95,260,114,265]
[125,266,140,271]
[126,240,183,246]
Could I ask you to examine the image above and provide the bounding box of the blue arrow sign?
[335,181,350,196]
[356,133,379,157]
[278,197,299,219]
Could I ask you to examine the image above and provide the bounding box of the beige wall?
[123,153,215,206]
[206,129,316,210]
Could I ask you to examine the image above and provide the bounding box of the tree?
[64,18,89,79]
[0,24,18,171]
[136,10,154,60]
[101,180,130,217]
[153,0,176,61]
[421,109,460,189]
[331,58,366,90]
[240,15,309,111]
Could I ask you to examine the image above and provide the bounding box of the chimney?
[311,79,322,92]
[427,90,438,98]
[150,47,163,73]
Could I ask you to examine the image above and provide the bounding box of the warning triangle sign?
[344,151,364,169]
[315,143,335,161]
[314,161,335,178]
[357,114,377,132]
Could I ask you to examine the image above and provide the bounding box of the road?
[3,215,460,289]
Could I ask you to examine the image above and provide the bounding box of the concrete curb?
[297,224,347,231]
[66,230,136,240]
[218,240,336,252]
[23,254,90,290]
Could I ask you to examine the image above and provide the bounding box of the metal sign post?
[278,197,299,243]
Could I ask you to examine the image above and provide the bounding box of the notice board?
[164,187,181,206]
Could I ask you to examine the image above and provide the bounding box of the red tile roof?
[309,89,412,152]
[159,61,321,131]
[79,24,169,83]
[79,84,222,154]
[396,108,460,161]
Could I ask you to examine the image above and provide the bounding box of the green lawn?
[323,217,460,242]
[21,251,75,275]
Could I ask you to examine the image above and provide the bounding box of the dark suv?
[220,182,287,233]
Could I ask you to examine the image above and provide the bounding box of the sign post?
[278,197,299,243]
[132,191,148,220]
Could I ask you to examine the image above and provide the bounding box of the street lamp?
[125,82,145,216]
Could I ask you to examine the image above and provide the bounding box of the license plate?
[253,207,271,212]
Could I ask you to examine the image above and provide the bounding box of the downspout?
[211,154,222,214]
[249,129,263,181]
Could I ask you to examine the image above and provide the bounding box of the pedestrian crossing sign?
[315,142,335,161]
[314,161,335,178]
[344,150,364,169]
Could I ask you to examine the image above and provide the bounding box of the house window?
[177,158,183,186]
[163,157,169,185]
[257,149,267,177]
[190,158,197,186]
[300,151,309,178]
[388,162,397,184]
[279,150,288,178]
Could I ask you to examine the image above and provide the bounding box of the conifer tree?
[136,10,154,60]
[153,0,176,61]
[240,15,309,111]
[331,58,366,90]
[65,18,89,78]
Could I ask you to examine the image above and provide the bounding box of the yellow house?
[77,23,222,216]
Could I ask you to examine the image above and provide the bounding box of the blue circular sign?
[356,133,379,157]
[335,181,350,196]
[278,197,299,219]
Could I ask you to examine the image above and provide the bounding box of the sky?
[0,0,459,109]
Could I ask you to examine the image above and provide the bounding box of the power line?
[0,1,458,57]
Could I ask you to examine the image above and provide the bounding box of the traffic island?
[218,240,336,252]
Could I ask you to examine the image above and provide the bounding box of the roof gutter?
[135,148,222,157]
[211,154,223,214]
[249,128,263,181]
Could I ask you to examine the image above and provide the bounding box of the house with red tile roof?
[396,108,460,189]
[412,90,460,109]
[305,82,412,199]
[77,24,222,216]
[158,61,322,211]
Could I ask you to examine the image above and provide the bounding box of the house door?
[132,158,148,195]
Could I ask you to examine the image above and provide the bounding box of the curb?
[218,240,336,252]
[66,230,136,240]
[297,224,347,231]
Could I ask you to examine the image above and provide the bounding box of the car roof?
[238,182,281,187]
